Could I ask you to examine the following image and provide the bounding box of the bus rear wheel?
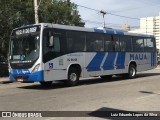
[127,64,137,79]
[67,68,79,86]
[40,81,53,86]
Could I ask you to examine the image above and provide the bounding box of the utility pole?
[100,10,107,28]
[34,0,39,24]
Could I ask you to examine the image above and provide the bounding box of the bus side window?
[113,36,120,52]
[86,33,104,52]
[104,35,114,51]
[132,37,144,52]
[144,38,154,52]
[67,31,86,52]
[119,36,132,52]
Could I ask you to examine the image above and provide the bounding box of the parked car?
[0,55,9,77]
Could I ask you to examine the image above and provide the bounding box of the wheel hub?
[70,73,77,82]
[130,68,135,76]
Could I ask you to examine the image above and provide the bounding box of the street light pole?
[34,0,39,24]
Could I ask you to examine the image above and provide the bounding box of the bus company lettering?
[130,54,147,60]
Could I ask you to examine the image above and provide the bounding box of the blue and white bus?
[9,23,157,86]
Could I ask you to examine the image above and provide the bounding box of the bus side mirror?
[49,36,54,47]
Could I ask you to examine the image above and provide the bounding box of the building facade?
[129,16,160,50]
[121,24,130,31]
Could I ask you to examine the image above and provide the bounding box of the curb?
[0,81,13,84]
[0,77,12,84]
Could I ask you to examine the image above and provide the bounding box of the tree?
[0,0,85,56]
[39,0,84,26]
[0,0,35,56]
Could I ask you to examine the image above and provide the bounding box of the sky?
[71,0,160,29]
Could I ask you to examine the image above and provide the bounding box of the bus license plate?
[17,78,23,82]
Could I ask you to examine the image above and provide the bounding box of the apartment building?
[129,16,160,50]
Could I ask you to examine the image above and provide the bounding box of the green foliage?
[0,0,85,56]
[39,0,84,26]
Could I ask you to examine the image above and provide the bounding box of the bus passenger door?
[43,28,67,81]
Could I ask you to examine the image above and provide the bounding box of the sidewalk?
[0,77,12,84]
[155,65,160,69]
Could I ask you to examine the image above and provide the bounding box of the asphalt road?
[0,68,160,120]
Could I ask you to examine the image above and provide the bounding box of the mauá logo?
[130,54,147,60]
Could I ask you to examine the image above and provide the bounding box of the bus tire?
[127,64,137,79]
[67,68,79,86]
[40,81,52,86]
[100,75,112,79]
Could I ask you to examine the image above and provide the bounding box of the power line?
[108,13,140,20]
[82,20,102,24]
[83,19,121,26]
[77,4,99,12]
[83,19,135,28]
[77,4,140,20]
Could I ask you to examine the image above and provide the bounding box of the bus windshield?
[10,26,40,63]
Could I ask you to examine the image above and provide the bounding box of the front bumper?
[9,70,44,82]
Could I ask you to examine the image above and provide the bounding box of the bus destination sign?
[15,27,39,36]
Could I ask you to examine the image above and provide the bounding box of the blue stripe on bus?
[87,53,105,71]
[12,69,30,75]
[94,29,125,35]
[103,52,117,70]
[151,52,156,67]
[94,29,104,33]
[151,52,155,67]
[115,30,124,35]
[106,29,115,34]
[153,53,155,66]
[9,70,44,82]
[116,52,126,69]
[29,71,44,82]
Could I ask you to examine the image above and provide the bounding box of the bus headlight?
[32,64,40,73]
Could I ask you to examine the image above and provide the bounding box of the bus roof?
[15,23,155,38]
[41,23,154,38]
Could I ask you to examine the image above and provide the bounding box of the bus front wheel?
[67,68,79,86]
